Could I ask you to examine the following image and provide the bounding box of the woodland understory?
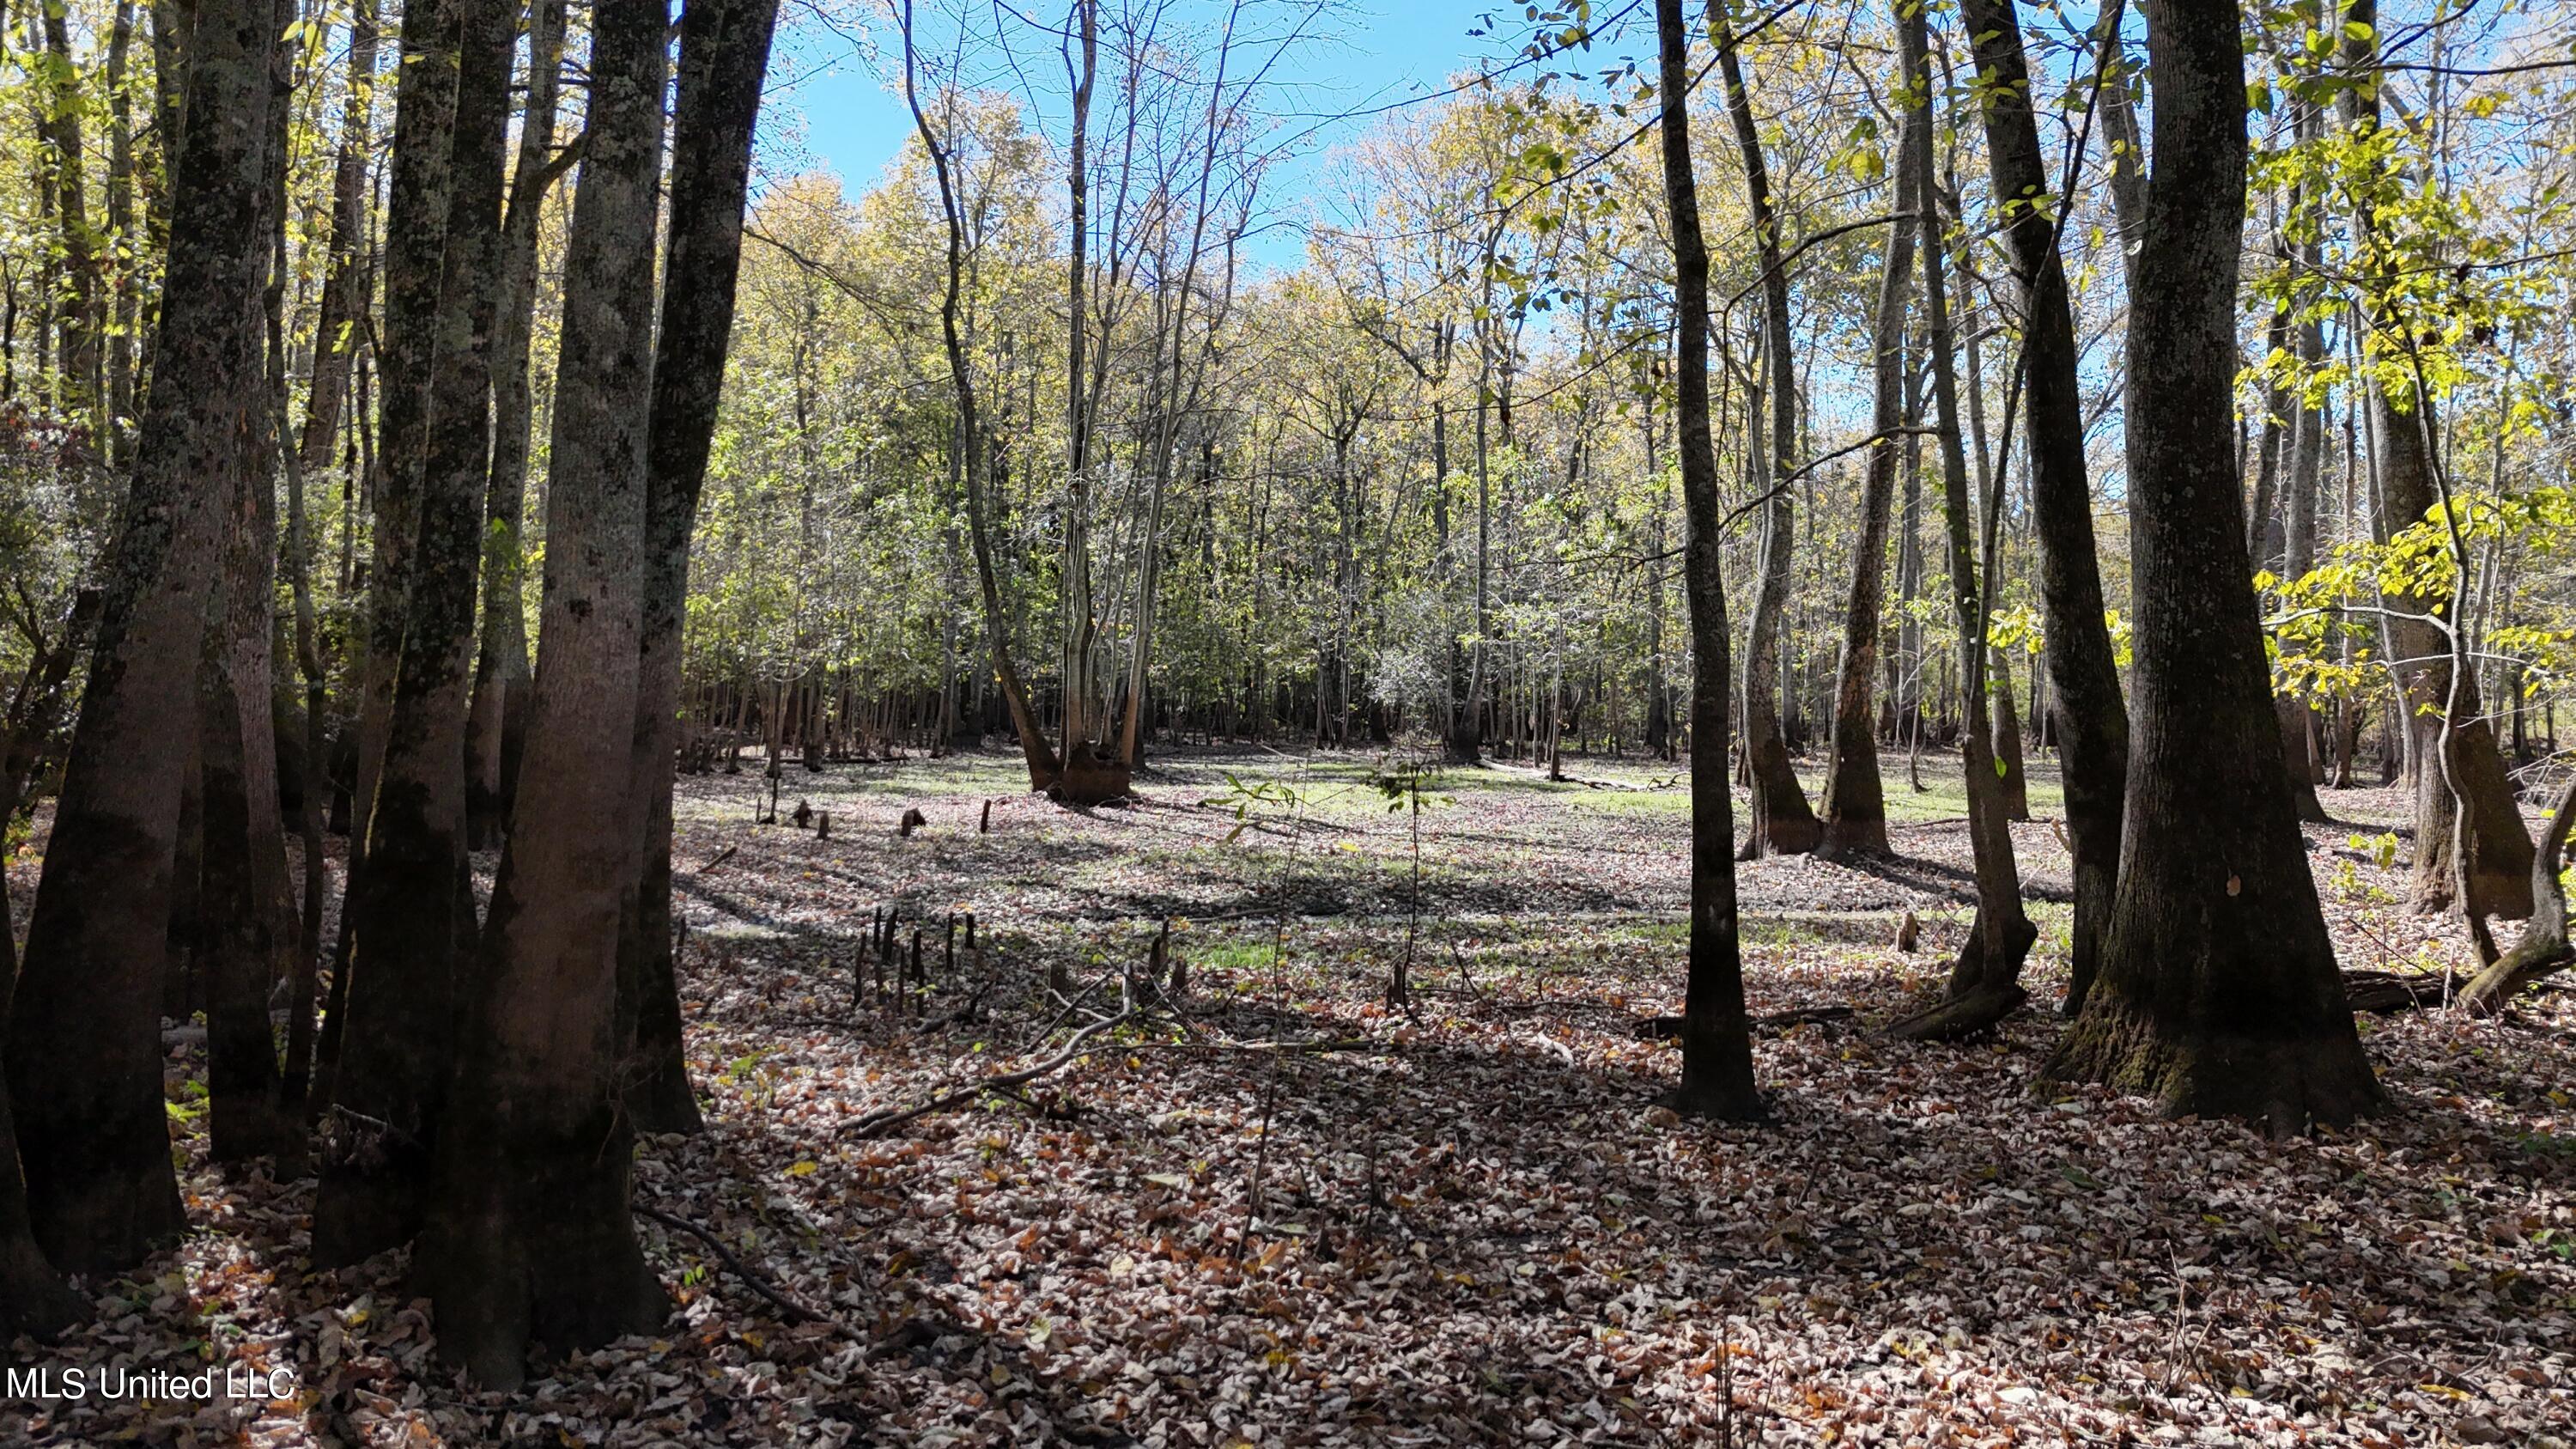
[6,748,2570,1448]
[3,0,2576,1438]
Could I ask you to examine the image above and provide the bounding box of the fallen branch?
[848,1008,1138,1138]
[633,1202,840,1330]
[1170,1036,1389,1055]
[1632,1005,1858,1040]
[691,843,741,875]
[2342,969,2458,1014]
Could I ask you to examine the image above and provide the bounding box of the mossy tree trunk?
[412,0,674,1385]
[3,0,280,1274]
[316,0,514,1267]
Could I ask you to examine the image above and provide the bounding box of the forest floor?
[6,744,2573,1446]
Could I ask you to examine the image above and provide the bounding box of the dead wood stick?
[848,1008,1139,1138]
[633,1202,840,1330]
[691,843,741,875]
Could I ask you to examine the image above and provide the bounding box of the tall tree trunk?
[411,0,671,1385]
[1060,0,1099,754]
[2336,0,2533,919]
[315,0,511,1267]
[203,21,301,1166]
[2277,143,2330,822]
[464,0,566,849]
[1892,3,2034,1041]
[38,0,104,432]
[197,473,296,1165]
[1819,107,1919,857]
[105,0,137,455]
[1653,0,1761,1121]
[3,0,279,1274]
[1959,0,2131,1014]
[342,0,461,916]
[271,198,329,1118]
[0,592,97,1335]
[2043,0,2379,1133]
[1714,25,1819,857]
[298,0,378,472]
[906,9,1060,792]
[618,0,781,1139]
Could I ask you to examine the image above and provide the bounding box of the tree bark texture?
[316,0,513,1267]
[463,0,568,851]
[412,0,673,1387]
[619,0,783,1139]
[3,0,279,1274]
[2043,0,2380,1132]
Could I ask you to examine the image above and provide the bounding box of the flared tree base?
[625,1051,707,1137]
[312,1158,428,1271]
[20,1133,186,1278]
[2041,998,2382,1136]
[1659,1080,1771,1124]
[1048,742,1133,807]
[0,1239,83,1340]
[416,1100,667,1390]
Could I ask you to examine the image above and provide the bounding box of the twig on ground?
[850,1008,1139,1138]
[633,1202,844,1330]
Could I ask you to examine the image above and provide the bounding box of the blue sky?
[755,2,1553,268]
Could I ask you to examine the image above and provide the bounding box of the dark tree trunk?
[1992,654,2030,822]
[0,1012,81,1334]
[1653,0,1762,1121]
[203,35,301,1166]
[1715,27,1819,858]
[1819,108,1920,858]
[464,0,567,849]
[1891,4,2034,1042]
[342,0,462,912]
[0,600,94,1335]
[297,0,378,473]
[197,541,296,1164]
[619,0,782,1138]
[2043,0,2380,1133]
[316,0,513,1267]
[412,0,673,1387]
[3,0,280,1274]
[271,208,330,1121]
[1959,0,2130,1014]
